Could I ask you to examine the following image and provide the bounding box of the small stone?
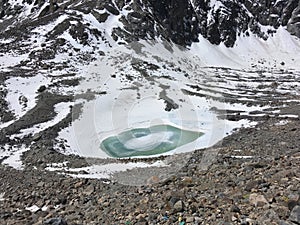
[98,51,105,56]
[173,200,184,212]
[275,206,290,219]
[287,200,298,210]
[232,215,238,221]
[102,201,110,207]
[240,219,249,225]
[190,202,198,213]
[245,218,254,223]
[147,176,160,184]
[182,177,193,185]
[169,196,180,206]
[139,197,149,204]
[83,184,94,195]
[194,217,202,222]
[231,205,241,213]
[136,213,147,221]
[249,193,268,207]
[289,205,300,224]
[44,217,68,225]
[32,133,42,141]
[186,217,194,222]
[245,180,260,191]
[74,181,83,188]
[37,181,45,187]
[288,194,299,201]
[37,85,47,92]
[148,213,157,221]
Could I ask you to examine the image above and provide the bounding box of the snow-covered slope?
[0,0,299,167]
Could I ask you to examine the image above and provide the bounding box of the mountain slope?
[0,0,299,170]
[1,0,300,48]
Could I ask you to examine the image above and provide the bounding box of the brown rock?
[173,200,184,212]
[83,184,94,195]
[249,193,269,207]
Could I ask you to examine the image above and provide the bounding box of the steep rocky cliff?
[0,0,299,49]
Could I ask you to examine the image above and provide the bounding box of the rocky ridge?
[0,0,299,50]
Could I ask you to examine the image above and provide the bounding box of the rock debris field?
[1,113,300,224]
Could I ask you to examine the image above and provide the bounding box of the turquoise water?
[100,125,203,158]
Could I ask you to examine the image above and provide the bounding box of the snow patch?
[32,14,69,36]
[5,74,50,119]
[1,145,29,170]
[0,193,5,201]
[45,161,167,179]
[190,27,300,70]
[10,102,72,139]
[0,53,28,69]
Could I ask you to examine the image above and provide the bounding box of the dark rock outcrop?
[0,0,299,48]
[287,2,300,37]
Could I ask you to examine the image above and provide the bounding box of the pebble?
[83,184,94,195]
[186,216,194,222]
[289,205,300,224]
[173,200,184,212]
[249,193,269,207]
[43,217,68,225]
[230,205,241,213]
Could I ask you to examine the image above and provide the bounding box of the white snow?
[25,204,49,213]
[60,32,91,50]
[0,38,15,44]
[0,120,15,129]
[275,120,290,126]
[231,155,254,159]
[1,145,28,170]
[5,74,50,119]
[190,27,300,70]
[45,161,167,179]
[0,54,28,69]
[58,43,268,158]
[32,14,69,36]
[7,0,35,18]
[0,193,5,201]
[34,2,50,18]
[54,31,300,159]
[208,1,225,23]
[10,102,72,139]
[278,114,299,118]
[25,205,40,213]
[60,10,125,51]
